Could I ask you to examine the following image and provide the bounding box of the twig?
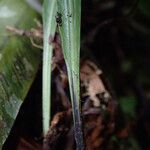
[6,26,43,39]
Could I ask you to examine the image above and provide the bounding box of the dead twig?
[6,26,43,39]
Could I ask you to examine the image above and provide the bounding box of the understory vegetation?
[0,0,150,149]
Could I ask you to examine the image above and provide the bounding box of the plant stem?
[42,0,56,135]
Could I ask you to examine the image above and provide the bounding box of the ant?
[55,10,72,27]
[56,12,62,27]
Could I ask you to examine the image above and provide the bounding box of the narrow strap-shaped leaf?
[57,0,84,149]
[42,0,56,135]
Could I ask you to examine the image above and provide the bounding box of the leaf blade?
[0,0,41,147]
[42,0,57,135]
[57,0,84,149]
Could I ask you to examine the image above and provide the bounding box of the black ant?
[55,10,72,27]
[56,12,62,27]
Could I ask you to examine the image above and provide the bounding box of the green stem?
[42,0,56,135]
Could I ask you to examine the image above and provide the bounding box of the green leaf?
[121,60,132,73]
[139,0,150,17]
[119,96,137,119]
[42,0,56,135]
[57,0,84,149]
[0,0,41,148]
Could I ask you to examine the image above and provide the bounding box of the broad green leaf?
[0,0,41,148]
[57,0,84,149]
[42,0,56,135]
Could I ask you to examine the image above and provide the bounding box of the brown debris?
[42,56,117,149]
[43,109,72,150]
